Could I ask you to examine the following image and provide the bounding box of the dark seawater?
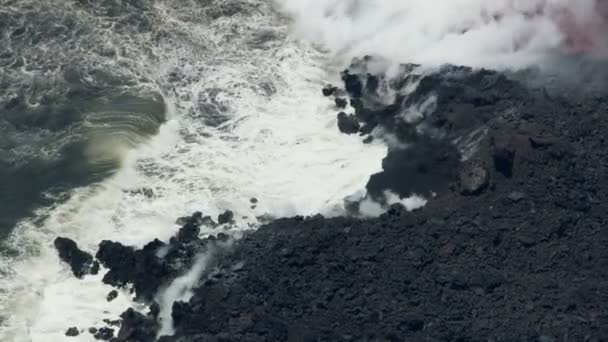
[0,0,168,237]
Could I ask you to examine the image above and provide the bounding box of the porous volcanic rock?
[336,112,360,134]
[65,327,79,337]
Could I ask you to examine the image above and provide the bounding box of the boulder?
[337,112,360,134]
[322,85,337,97]
[335,97,348,109]
[460,161,489,195]
[107,290,118,302]
[218,210,234,225]
[54,237,95,278]
[65,327,79,337]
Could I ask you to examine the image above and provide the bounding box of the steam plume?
[275,0,608,68]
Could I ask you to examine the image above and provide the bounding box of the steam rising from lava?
[275,0,608,68]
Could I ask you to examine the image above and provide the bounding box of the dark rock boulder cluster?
[93,211,230,304]
[54,211,231,340]
[56,58,608,341]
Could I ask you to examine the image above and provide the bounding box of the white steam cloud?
[275,0,606,68]
[156,252,213,337]
[358,191,428,217]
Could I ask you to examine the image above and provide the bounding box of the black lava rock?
[54,237,95,278]
[94,327,114,340]
[148,302,160,319]
[335,97,348,108]
[460,161,489,195]
[65,327,79,337]
[106,290,118,302]
[116,308,158,342]
[322,84,337,97]
[337,112,360,134]
[76,58,608,342]
[96,239,171,302]
[218,210,234,225]
[341,70,363,98]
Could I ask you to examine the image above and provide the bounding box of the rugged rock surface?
[95,212,223,302]
[218,210,234,225]
[459,161,489,195]
[54,237,99,278]
[65,327,79,337]
[106,290,118,302]
[93,327,114,341]
[336,112,360,134]
[63,58,608,341]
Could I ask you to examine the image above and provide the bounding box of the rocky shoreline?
[55,58,608,341]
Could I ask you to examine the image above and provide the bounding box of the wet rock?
[148,302,160,319]
[96,239,170,302]
[54,237,95,278]
[103,319,121,327]
[65,327,79,336]
[107,290,118,302]
[176,221,200,243]
[96,240,138,287]
[218,210,234,225]
[116,308,158,342]
[322,85,337,97]
[459,162,489,195]
[200,215,217,228]
[94,327,114,340]
[335,97,348,109]
[341,70,363,98]
[337,112,360,134]
[91,261,100,275]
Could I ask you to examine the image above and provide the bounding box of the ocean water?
[0,0,591,340]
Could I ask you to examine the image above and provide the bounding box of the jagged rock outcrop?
[328,57,563,202]
[54,237,99,278]
[95,211,224,302]
[114,308,158,342]
[65,327,79,337]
